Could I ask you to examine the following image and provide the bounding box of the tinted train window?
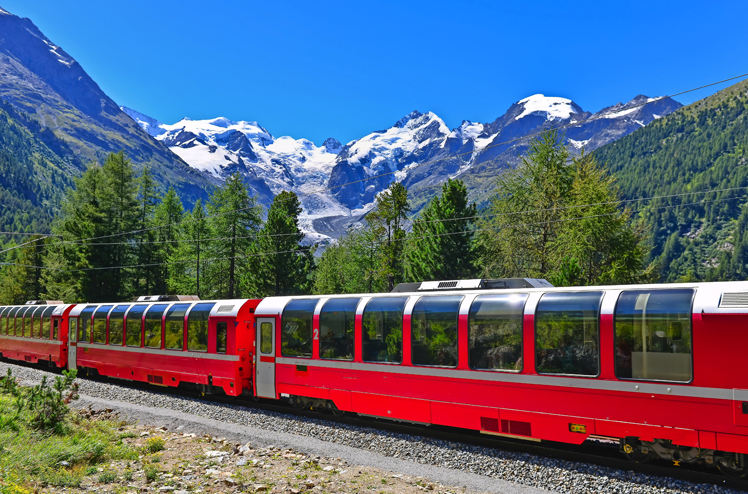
[260,322,272,354]
[30,306,43,338]
[9,307,20,335]
[108,305,129,346]
[412,296,462,367]
[126,305,146,347]
[281,299,318,358]
[44,306,55,339]
[469,294,527,371]
[93,306,112,344]
[216,322,227,354]
[187,303,214,352]
[362,297,406,363]
[165,304,189,350]
[535,292,602,376]
[78,307,95,342]
[615,289,693,382]
[22,307,33,337]
[320,298,358,360]
[144,305,165,348]
[0,307,6,335]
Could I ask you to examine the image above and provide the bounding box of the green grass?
[0,383,137,491]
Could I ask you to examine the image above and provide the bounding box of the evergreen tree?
[204,173,261,299]
[367,182,410,291]
[314,225,387,294]
[0,236,46,304]
[244,191,314,297]
[405,178,477,282]
[168,199,209,297]
[133,166,159,295]
[153,187,184,294]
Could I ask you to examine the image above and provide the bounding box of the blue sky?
[3,0,747,145]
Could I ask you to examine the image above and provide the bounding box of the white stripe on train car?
[77,342,240,361]
[274,357,733,401]
[0,335,63,345]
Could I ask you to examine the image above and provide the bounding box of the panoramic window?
[319,298,358,360]
[108,305,129,346]
[187,303,214,352]
[165,304,189,350]
[144,305,166,348]
[362,297,407,363]
[21,307,33,337]
[411,296,462,367]
[535,292,602,376]
[8,307,20,336]
[281,299,318,358]
[92,306,112,344]
[78,307,95,342]
[615,289,694,382]
[125,305,146,347]
[0,307,7,335]
[31,306,44,338]
[43,306,55,339]
[468,294,527,371]
[216,322,227,354]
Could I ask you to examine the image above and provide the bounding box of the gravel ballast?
[1,361,739,494]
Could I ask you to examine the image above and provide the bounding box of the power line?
[20,71,748,253]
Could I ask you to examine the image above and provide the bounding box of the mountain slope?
[593,78,748,282]
[0,7,211,205]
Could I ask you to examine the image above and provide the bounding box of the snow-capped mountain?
[122,93,681,243]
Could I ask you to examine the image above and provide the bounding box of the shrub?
[97,469,117,484]
[26,370,79,431]
[145,436,165,453]
[144,463,159,483]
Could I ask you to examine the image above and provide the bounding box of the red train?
[1,279,748,475]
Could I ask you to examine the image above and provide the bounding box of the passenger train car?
[1,279,748,474]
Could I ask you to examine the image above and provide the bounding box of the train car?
[67,297,260,397]
[251,278,748,475]
[0,301,74,368]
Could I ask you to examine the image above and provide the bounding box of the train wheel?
[622,439,654,463]
[718,454,748,478]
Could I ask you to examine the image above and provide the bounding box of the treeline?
[0,130,652,304]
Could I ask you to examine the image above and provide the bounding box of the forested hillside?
[0,101,82,239]
[594,79,748,282]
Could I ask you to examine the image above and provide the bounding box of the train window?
[281,299,318,358]
[21,307,32,337]
[468,294,527,371]
[165,304,189,350]
[125,305,146,347]
[144,305,165,348]
[319,298,358,360]
[79,307,95,342]
[535,292,602,376]
[9,307,21,336]
[362,297,407,363]
[216,322,227,354]
[93,306,112,344]
[187,303,214,352]
[260,322,272,354]
[0,307,6,335]
[615,289,694,382]
[412,296,462,367]
[29,306,41,338]
[44,306,55,339]
[34,306,44,338]
[108,305,129,346]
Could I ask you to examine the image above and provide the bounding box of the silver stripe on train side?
[77,342,240,361]
[0,335,63,345]
[274,357,733,401]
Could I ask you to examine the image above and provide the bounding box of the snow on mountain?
[515,94,582,121]
[123,93,681,242]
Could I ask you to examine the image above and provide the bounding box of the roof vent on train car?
[24,300,63,305]
[391,278,554,293]
[133,295,200,302]
[720,292,748,307]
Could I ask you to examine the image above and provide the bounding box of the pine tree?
[168,199,209,297]
[244,191,314,297]
[204,173,261,299]
[153,187,184,294]
[405,178,477,282]
[367,182,410,291]
[133,166,159,295]
[314,225,387,294]
[0,236,46,304]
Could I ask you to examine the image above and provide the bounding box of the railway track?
[5,357,747,492]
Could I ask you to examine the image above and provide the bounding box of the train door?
[255,318,276,398]
[68,317,77,371]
